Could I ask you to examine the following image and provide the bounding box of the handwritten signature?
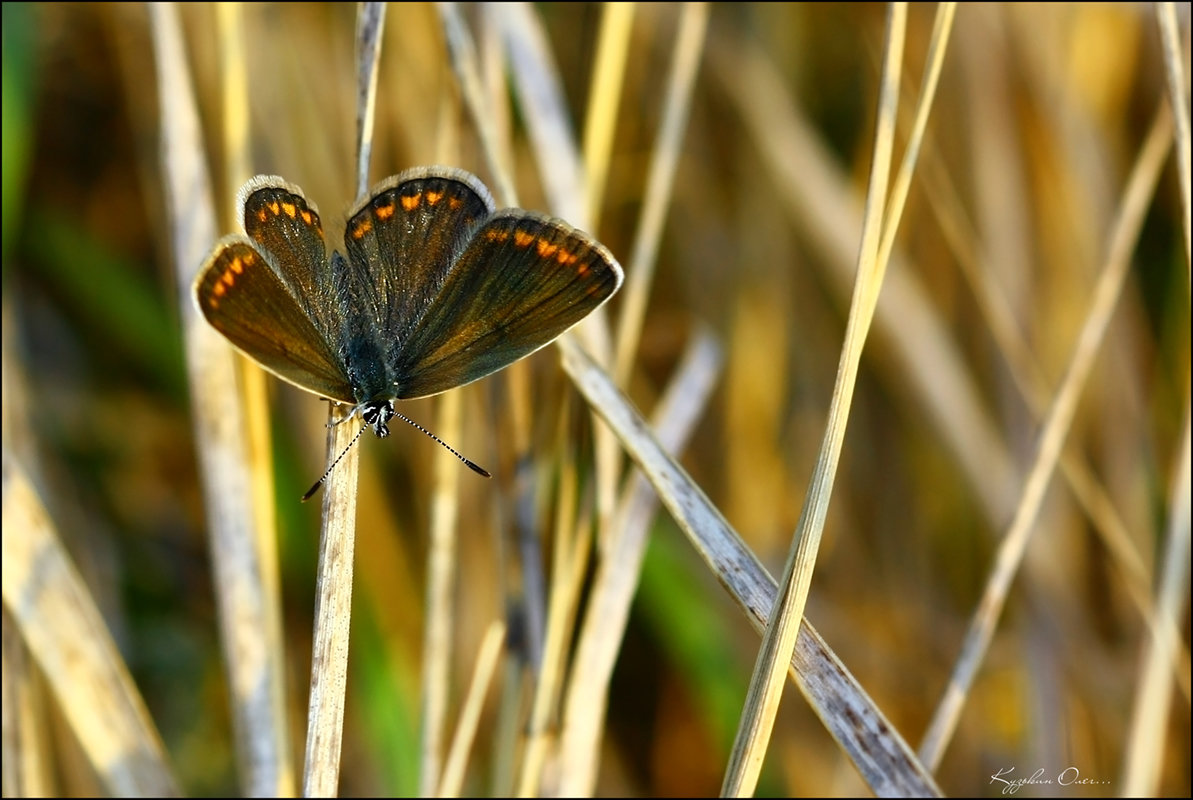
[990,766,1110,795]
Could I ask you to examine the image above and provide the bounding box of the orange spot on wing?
[448,196,463,210]
[401,193,421,211]
[352,218,373,240]
[281,201,298,219]
[426,190,443,205]
[536,240,559,259]
[556,249,578,266]
[514,230,535,248]
[486,230,510,243]
[374,202,395,221]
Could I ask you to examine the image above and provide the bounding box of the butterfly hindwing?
[239,177,341,343]
[341,168,496,358]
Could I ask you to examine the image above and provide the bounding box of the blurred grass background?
[2,2,1189,797]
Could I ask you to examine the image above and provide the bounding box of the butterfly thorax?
[339,318,394,383]
[340,330,402,438]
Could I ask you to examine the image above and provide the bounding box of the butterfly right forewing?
[194,235,355,404]
[391,211,623,399]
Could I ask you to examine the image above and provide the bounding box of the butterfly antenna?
[300,420,371,502]
[391,410,492,478]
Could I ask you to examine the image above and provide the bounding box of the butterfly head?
[359,399,395,438]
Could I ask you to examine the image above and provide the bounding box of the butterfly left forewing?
[393,211,622,399]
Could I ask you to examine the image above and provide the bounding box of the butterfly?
[194,166,622,486]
